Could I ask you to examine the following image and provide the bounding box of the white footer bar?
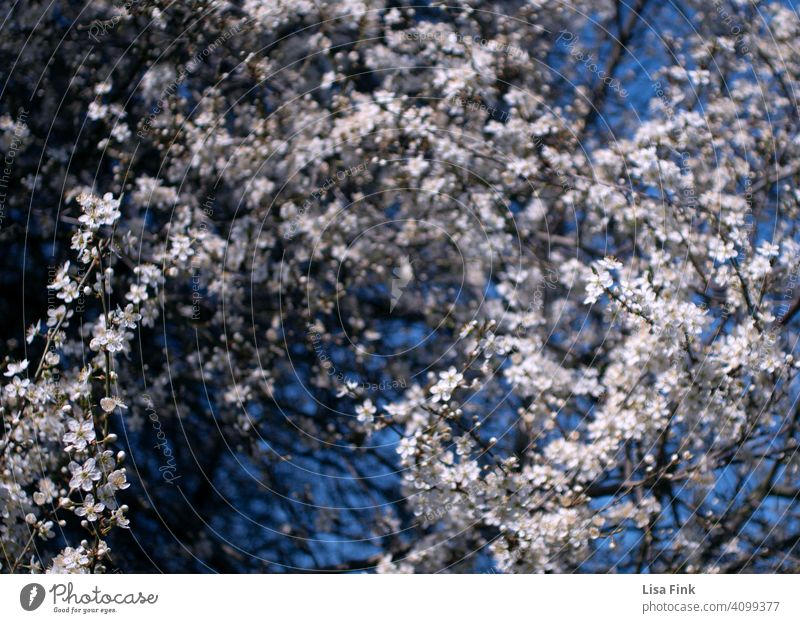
[2,574,797,622]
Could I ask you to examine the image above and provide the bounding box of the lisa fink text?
[643,584,696,595]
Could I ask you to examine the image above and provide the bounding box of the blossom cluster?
[3,0,800,575]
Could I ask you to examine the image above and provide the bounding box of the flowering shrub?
[2,191,157,572]
[2,0,800,573]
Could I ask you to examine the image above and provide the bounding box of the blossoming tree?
[2,0,800,573]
